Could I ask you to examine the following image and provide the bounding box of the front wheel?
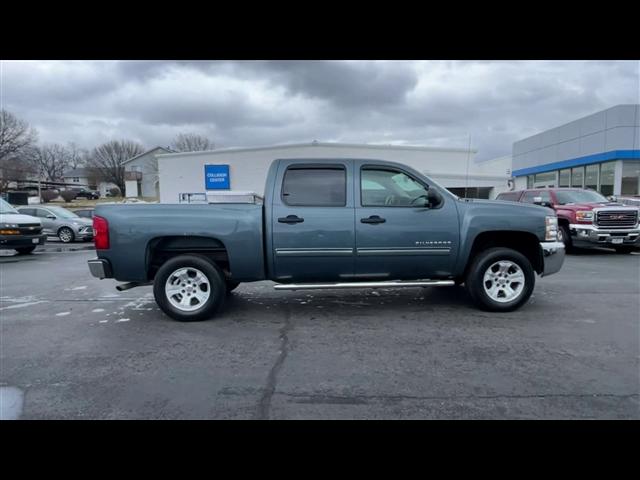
[465,247,535,312]
[558,224,572,251]
[153,254,226,322]
[58,227,75,243]
[16,246,36,255]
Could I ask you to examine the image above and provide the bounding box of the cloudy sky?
[1,60,638,160]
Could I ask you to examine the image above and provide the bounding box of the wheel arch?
[463,230,543,279]
[145,235,231,282]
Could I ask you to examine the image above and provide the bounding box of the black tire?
[58,227,75,243]
[226,280,241,293]
[16,246,36,255]
[465,247,536,312]
[153,254,226,322]
[558,224,572,251]
[614,246,635,254]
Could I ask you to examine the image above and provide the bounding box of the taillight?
[93,215,109,250]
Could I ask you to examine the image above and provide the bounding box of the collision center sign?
[204,164,230,190]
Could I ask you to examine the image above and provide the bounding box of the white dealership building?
[156,142,511,204]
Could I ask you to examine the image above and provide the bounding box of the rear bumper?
[88,258,113,279]
[569,223,639,247]
[0,234,47,248]
[540,241,565,277]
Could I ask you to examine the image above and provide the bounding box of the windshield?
[555,190,609,205]
[0,198,19,214]
[46,206,79,219]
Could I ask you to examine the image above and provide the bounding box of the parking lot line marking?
[0,301,47,311]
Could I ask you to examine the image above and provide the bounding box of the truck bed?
[94,203,265,282]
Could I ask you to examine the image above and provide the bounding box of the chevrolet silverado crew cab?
[0,198,47,254]
[496,188,640,253]
[87,158,565,321]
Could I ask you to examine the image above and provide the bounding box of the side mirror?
[607,195,617,202]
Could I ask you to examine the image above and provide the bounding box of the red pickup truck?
[496,188,639,253]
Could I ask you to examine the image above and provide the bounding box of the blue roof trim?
[512,150,640,177]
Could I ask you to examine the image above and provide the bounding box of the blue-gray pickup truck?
[88,158,565,321]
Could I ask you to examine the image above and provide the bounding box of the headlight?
[575,211,594,222]
[1,223,18,228]
[545,216,558,241]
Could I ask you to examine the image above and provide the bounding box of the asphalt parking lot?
[1,247,638,419]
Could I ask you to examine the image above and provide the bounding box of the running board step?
[273,280,455,291]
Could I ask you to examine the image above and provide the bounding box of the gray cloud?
[1,60,638,160]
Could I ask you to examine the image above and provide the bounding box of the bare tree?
[171,133,214,152]
[88,140,145,193]
[0,110,38,161]
[66,142,88,170]
[29,143,72,181]
[0,110,38,191]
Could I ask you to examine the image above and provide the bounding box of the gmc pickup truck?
[88,158,565,321]
[496,188,640,253]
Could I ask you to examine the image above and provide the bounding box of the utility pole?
[464,134,471,198]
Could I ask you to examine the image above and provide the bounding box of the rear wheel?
[153,254,226,322]
[465,247,535,312]
[16,246,36,255]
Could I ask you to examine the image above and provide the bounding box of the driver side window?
[361,168,429,207]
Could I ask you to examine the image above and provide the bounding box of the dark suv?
[71,188,100,200]
[496,188,639,253]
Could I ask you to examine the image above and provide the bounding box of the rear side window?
[19,208,36,216]
[282,167,346,206]
[521,191,552,204]
[497,192,521,201]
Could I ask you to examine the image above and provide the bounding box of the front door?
[35,207,56,234]
[354,163,459,280]
[271,161,355,282]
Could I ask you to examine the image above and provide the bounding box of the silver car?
[18,205,94,243]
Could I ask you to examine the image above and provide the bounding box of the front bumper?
[76,226,94,240]
[569,224,639,247]
[0,233,47,248]
[540,241,565,277]
[88,258,113,279]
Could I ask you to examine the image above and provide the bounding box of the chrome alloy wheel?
[164,267,211,312]
[482,260,525,303]
[58,227,74,243]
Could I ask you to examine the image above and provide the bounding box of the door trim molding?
[275,248,354,257]
[356,247,451,256]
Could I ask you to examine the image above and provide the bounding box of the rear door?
[354,162,459,280]
[271,160,355,282]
